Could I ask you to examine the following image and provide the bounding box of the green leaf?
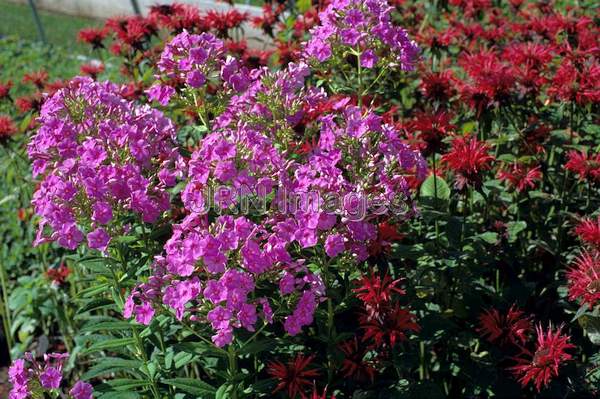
[83,337,136,354]
[82,358,142,379]
[476,232,498,244]
[572,304,589,322]
[173,351,195,369]
[296,0,311,13]
[420,175,451,201]
[215,384,231,399]
[80,320,132,333]
[579,315,600,345]
[248,379,275,394]
[105,379,151,391]
[238,339,276,356]
[461,121,477,134]
[162,378,217,397]
[77,283,111,298]
[77,298,117,314]
[98,392,140,399]
[506,221,527,243]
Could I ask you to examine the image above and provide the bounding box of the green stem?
[133,326,161,399]
[363,66,388,95]
[419,340,426,380]
[432,156,440,242]
[179,318,228,355]
[356,48,363,108]
[114,246,160,399]
[326,297,334,384]
[241,320,269,348]
[0,259,13,358]
[228,345,239,399]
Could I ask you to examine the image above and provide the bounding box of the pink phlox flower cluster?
[9,352,92,399]
[123,58,425,347]
[148,30,250,105]
[303,0,419,70]
[29,77,181,251]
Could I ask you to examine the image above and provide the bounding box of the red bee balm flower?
[409,111,455,156]
[338,337,377,382]
[368,222,405,256]
[15,93,43,114]
[22,70,49,89]
[565,150,600,183]
[359,303,420,348]
[0,115,17,142]
[497,163,542,192]
[80,62,105,79]
[353,270,405,317]
[419,70,456,103]
[0,80,12,100]
[567,250,600,308]
[267,354,320,399]
[574,216,600,248]
[441,135,494,188]
[46,264,71,285]
[78,27,107,49]
[510,324,574,392]
[310,385,335,399]
[477,305,531,345]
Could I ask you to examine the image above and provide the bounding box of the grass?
[0,0,102,51]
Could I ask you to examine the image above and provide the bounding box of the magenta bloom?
[70,381,94,399]
[146,84,175,105]
[39,367,62,389]
[325,233,346,257]
[87,228,110,252]
[360,49,378,68]
[135,301,156,325]
[8,359,30,399]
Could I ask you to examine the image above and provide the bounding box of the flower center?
[532,348,551,367]
[587,279,600,294]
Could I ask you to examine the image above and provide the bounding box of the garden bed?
[1,0,599,398]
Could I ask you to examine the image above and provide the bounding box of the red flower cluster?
[408,111,455,156]
[478,304,573,391]
[268,354,320,399]
[338,338,376,383]
[441,134,494,188]
[510,324,574,392]
[419,70,456,104]
[106,16,156,50]
[80,62,105,79]
[367,222,405,257]
[497,163,542,192]
[354,271,419,349]
[46,264,71,286]
[567,250,600,309]
[22,70,48,89]
[148,3,206,33]
[574,217,600,248]
[0,115,17,142]
[0,80,12,100]
[477,305,531,346]
[77,27,107,49]
[565,150,600,183]
[568,214,600,308]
